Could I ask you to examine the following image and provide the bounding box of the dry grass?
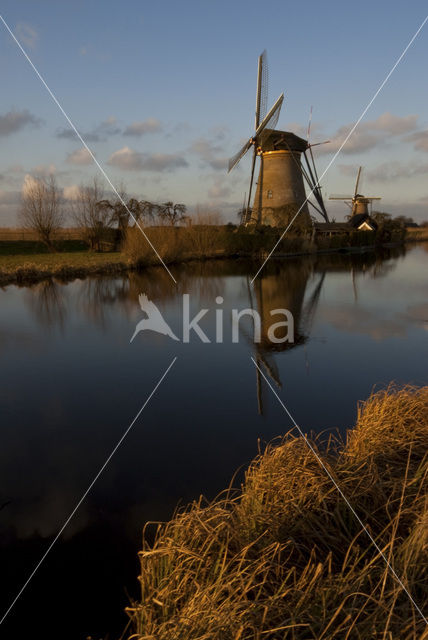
[122,223,312,267]
[406,228,428,242]
[0,250,130,285]
[128,385,428,639]
[123,224,228,266]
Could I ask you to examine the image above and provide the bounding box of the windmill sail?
[228,93,284,173]
[255,50,269,129]
[228,138,253,173]
[354,166,362,196]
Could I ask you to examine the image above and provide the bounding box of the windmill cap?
[261,129,308,152]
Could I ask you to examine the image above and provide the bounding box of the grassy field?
[0,240,130,285]
[128,385,428,639]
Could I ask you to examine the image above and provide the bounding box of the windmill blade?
[255,93,284,140]
[246,146,258,219]
[354,166,362,197]
[228,137,253,173]
[307,105,313,142]
[329,195,353,200]
[308,140,330,148]
[365,197,381,200]
[255,50,269,129]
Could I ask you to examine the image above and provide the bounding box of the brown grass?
[127,385,428,639]
[406,228,428,242]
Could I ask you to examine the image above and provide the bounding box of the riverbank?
[0,227,408,287]
[127,385,428,639]
[0,249,132,286]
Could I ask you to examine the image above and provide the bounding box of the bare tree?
[158,201,188,226]
[96,183,132,234]
[19,174,63,249]
[137,200,158,226]
[71,177,111,250]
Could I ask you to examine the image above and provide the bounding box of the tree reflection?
[77,276,130,328]
[25,279,67,330]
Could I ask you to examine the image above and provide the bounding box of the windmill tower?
[245,263,325,414]
[329,167,381,217]
[228,51,329,227]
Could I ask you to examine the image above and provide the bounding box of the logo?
[131,293,294,344]
[130,294,179,342]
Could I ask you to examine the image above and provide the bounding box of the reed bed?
[123,225,312,267]
[128,385,428,639]
[406,227,428,242]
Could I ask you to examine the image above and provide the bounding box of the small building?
[314,213,377,236]
[348,213,377,232]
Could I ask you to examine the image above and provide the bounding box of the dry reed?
[127,385,428,639]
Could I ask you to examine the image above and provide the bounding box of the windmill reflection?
[247,260,325,414]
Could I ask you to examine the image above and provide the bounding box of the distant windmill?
[228,51,329,226]
[329,166,381,216]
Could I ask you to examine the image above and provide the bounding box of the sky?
[1,0,428,225]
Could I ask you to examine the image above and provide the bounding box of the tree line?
[19,175,188,250]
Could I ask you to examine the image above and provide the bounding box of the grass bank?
[0,240,132,285]
[0,225,408,286]
[406,227,428,242]
[127,385,428,639]
[123,225,400,270]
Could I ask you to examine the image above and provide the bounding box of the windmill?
[329,167,381,216]
[228,51,329,226]
[244,261,325,414]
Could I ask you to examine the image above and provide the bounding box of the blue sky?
[1,0,428,224]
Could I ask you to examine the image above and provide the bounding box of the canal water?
[1,244,427,639]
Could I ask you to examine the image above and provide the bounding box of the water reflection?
[244,247,404,413]
[1,244,425,640]
[25,280,67,329]
[19,247,406,334]
[77,276,131,327]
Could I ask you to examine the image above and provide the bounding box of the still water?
[1,244,427,639]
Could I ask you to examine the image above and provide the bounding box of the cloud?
[108,146,188,172]
[190,137,228,170]
[316,112,419,156]
[0,189,21,206]
[337,164,359,177]
[207,178,232,199]
[366,161,428,182]
[33,163,57,176]
[406,130,428,152]
[168,122,192,137]
[6,164,25,173]
[0,189,22,224]
[63,185,81,201]
[66,148,93,165]
[123,118,163,136]
[209,125,229,141]
[368,112,418,134]
[16,23,38,49]
[337,160,428,185]
[0,109,42,137]
[56,116,120,143]
[404,303,428,329]
[319,304,405,340]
